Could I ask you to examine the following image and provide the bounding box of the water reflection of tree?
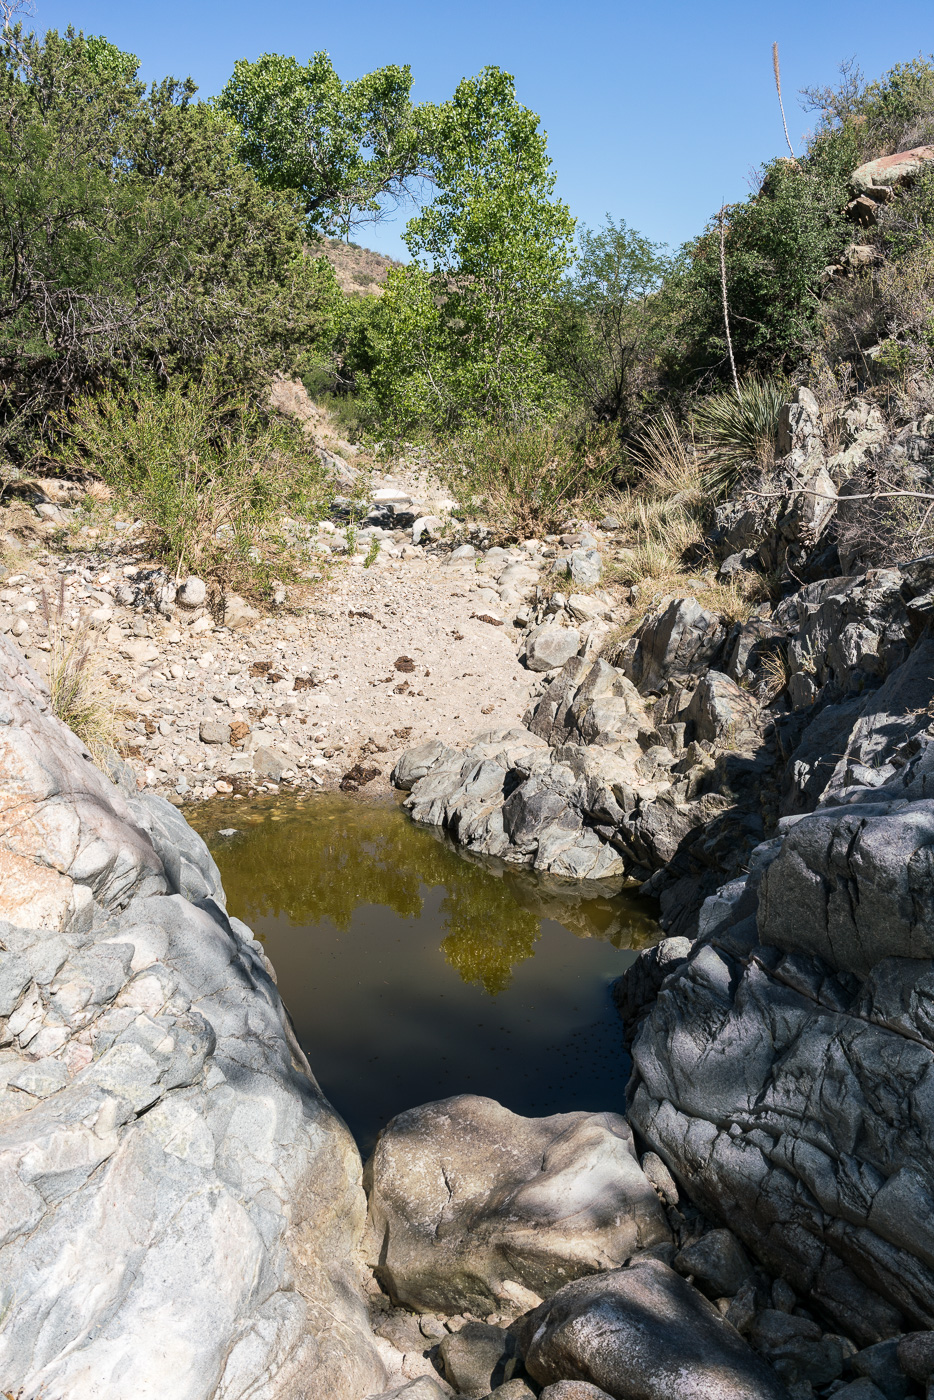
[191,795,658,998]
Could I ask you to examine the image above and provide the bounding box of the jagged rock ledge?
[0,636,384,1399]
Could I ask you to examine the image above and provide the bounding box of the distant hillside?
[311,238,404,295]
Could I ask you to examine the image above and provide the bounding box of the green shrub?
[0,26,341,461]
[53,367,331,590]
[665,139,854,380]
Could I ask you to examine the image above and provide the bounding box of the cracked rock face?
[363,1094,671,1316]
[624,791,934,1347]
[0,636,384,1400]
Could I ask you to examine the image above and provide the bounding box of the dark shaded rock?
[849,1337,913,1398]
[748,1309,844,1384]
[439,1322,514,1397]
[514,1259,788,1400]
[897,1330,934,1383]
[674,1228,755,1297]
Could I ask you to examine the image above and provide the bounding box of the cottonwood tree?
[218,53,432,237]
[364,67,575,429]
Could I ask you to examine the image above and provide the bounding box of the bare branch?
[718,206,740,395]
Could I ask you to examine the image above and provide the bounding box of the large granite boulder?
[513,1259,788,1399]
[624,791,934,1345]
[851,146,934,194]
[0,638,384,1400]
[364,1095,671,1316]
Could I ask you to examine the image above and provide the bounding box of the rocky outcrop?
[364,1095,670,1317]
[623,784,934,1348]
[0,637,384,1399]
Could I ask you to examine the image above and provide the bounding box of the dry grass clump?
[442,419,619,538]
[600,400,777,629]
[41,583,119,764]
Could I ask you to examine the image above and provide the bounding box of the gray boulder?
[393,738,461,790]
[567,549,602,587]
[832,1381,888,1400]
[199,718,231,745]
[539,1384,615,1400]
[252,744,291,780]
[364,1095,671,1316]
[514,1259,788,1399]
[485,1381,537,1400]
[674,1227,754,1297]
[777,386,822,459]
[176,575,207,608]
[757,798,934,975]
[525,656,656,752]
[849,1338,913,1398]
[0,637,384,1400]
[685,671,761,749]
[748,1309,844,1384]
[897,1331,934,1382]
[621,597,725,694]
[439,1322,514,1396]
[525,623,582,673]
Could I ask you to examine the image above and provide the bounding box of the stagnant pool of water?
[188,794,661,1152]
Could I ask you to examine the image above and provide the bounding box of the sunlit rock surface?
[0,637,383,1400]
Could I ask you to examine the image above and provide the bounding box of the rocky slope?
[378,382,934,1396]
[0,636,385,1399]
[394,386,934,940]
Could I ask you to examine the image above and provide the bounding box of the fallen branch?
[747,486,934,503]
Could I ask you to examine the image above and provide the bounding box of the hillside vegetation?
[2,19,934,591]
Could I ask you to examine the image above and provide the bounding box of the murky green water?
[189,794,660,1151]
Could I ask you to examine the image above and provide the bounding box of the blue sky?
[32,0,934,261]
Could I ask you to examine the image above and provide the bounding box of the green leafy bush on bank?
[53,366,331,590]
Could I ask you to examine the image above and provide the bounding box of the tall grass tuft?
[41,583,119,764]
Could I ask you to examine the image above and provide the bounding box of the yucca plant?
[693,377,788,485]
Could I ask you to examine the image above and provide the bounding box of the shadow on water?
[189,792,661,1153]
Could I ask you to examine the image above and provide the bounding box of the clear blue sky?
[32,0,934,261]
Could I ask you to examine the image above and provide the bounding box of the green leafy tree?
[550,216,670,426]
[0,25,340,457]
[363,67,575,430]
[218,52,429,237]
